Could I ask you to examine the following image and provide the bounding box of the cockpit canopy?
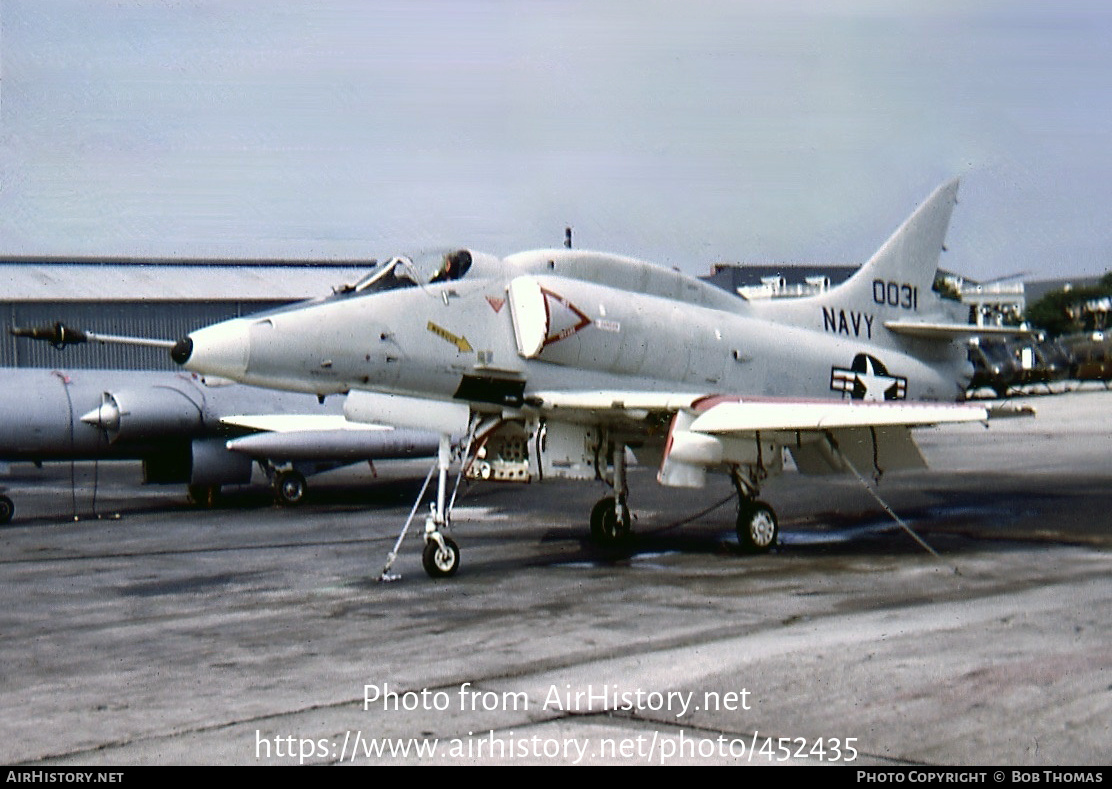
[335,249,474,296]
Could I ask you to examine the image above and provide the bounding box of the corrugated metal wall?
[2,300,285,370]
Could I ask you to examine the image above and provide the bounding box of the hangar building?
[0,257,371,370]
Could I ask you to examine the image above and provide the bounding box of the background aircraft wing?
[219,414,392,433]
[220,414,438,462]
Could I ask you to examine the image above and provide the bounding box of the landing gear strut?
[422,434,460,578]
[589,444,631,545]
[379,422,478,582]
[731,469,778,553]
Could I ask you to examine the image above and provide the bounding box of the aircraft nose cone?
[171,336,193,364]
[178,319,251,379]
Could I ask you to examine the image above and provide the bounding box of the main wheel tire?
[0,495,13,525]
[590,496,631,544]
[422,536,460,578]
[736,500,778,553]
[274,470,307,506]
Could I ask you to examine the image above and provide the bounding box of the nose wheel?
[422,533,460,577]
[420,432,467,579]
[379,426,481,583]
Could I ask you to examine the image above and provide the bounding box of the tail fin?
[844,178,959,304]
[747,179,960,337]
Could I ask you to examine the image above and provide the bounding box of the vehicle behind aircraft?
[1060,331,1112,385]
[967,337,1020,397]
[967,334,1105,398]
[1015,337,1071,388]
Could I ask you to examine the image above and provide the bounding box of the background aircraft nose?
[177,319,250,379]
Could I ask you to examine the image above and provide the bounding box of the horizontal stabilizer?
[884,321,1035,340]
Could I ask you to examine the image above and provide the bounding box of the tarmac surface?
[1,387,1109,765]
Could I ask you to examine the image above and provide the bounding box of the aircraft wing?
[528,390,990,487]
[527,390,986,429]
[684,397,988,432]
[525,391,708,430]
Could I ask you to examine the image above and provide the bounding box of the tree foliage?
[1025,272,1112,337]
[932,274,962,302]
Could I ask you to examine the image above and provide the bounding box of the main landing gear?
[736,499,778,553]
[586,448,779,554]
[272,469,307,506]
[589,444,631,545]
[732,469,778,553]
[589,496,630,543]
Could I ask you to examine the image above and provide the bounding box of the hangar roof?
[0,258,374,301]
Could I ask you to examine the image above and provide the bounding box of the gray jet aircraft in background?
[32,180,1023,577]
[0,366,438,523]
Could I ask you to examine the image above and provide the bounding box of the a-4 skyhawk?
[82,180,1019,577]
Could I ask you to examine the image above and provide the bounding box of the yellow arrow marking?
[427,321,474,353]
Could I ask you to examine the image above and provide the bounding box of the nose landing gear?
[380,427,475,582]
[422,531,460,577]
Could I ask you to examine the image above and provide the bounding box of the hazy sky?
[2,0,1110,282]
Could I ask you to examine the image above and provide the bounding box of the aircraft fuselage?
[181,249,969,410]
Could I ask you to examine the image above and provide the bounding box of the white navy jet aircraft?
[113,180,1012,576]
